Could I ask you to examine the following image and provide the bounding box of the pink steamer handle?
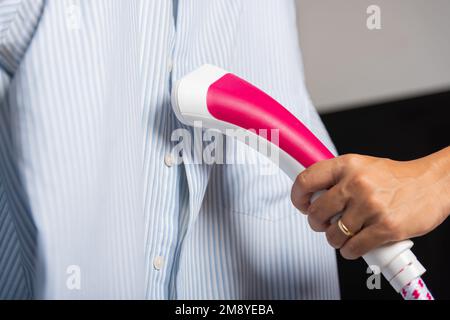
[207,74,334,168]
[206,73,432,300]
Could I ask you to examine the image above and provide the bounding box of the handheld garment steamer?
[171,64,433,300]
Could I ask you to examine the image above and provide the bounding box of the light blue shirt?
[0,0,340,299]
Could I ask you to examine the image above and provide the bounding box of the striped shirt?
[0,0,340,299]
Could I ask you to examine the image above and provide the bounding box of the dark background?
[320,90,450,300]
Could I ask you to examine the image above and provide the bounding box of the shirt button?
[164,154,175,167]
[153,256,165,271]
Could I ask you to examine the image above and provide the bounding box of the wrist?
[426,147,450,217]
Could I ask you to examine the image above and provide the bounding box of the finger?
[295,158,342,194]
[340,225,389,260]
[307,214,328,232]
[325,205,366,249]
[307,185,348,227]
[290,190,313,213]
[291,158,342,212]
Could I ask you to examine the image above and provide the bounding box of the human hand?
[291,147,450,260]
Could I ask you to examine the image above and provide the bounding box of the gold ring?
[338,219,354,237]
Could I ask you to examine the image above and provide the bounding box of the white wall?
[296,0,450,113]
